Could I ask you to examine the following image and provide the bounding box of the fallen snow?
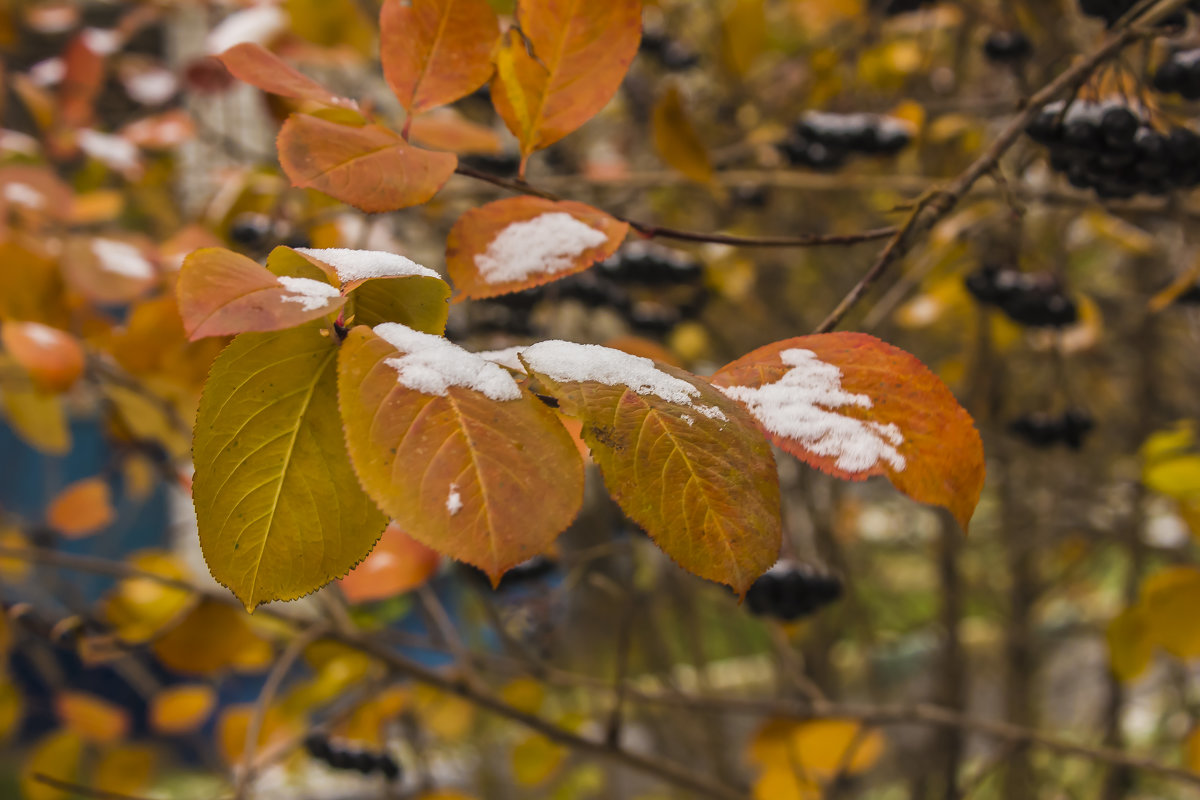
[82,28,122,55]
[473,346,527,372]
[29,58,65,87]
[520,341,727,421]
[206,5,289,54]
[717,348,906,474]
[3,183,44,209]
[77,129,141,173]
[22,322,63,347]
[92,238,154,279]
[374,323,522,402]
[123,68,179,106]
[474,213,609,284]
[277,276,341,311]
[446,485,463,516]
[294,247,440,284]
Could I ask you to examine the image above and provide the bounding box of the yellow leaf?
[102,550,195,644]
[499,678,545,715]
[748,719,885,781]
[0,527,31,582]
[1143,567,1200,659]
[337,686,411,746]
[216,704,297,765]
[149,685,217,735]
[152,600,274,676]
[1107,605,1154,682]
[652,85,714,186]
[1186,727,1200,773]
[55,692,130,745]
[512,732,567,787]
[0,679,23,741]
[1,373,70,455]
[414,685,476,742]
[21,730,83,800]
[752,763,821,800]
[722,0,767,76]
[92,744,155,797]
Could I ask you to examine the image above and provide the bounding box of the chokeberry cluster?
[745,561,843,622]
[304,735,401,780]
[983,30,1032,64]
[457,243,707,339]
[1152,49,1200,99]
[639,31,700,71]
[780,111,913,170]
[1079,0,1200,27]
[227,212,311,253]
[1026,100,1200,198]
[1008,410,1095,450]
[965,265,1079,328]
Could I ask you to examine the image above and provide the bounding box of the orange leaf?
[338,522,442,603]
[0,321,85,392]
[59,32,106,128]
[46,477,115,538]
[216,43,357,109]
[446,197,628,300]
[408,109,505,155]
[711,333,985,530]
[521,341,781,594]
[337,325,585,583]
[380,0,498,114]
[152,600,274,676]
[177,247,345,340]
[216,704,295,765]
[55,691,130,744]
[61,235,158,305]
[277,114,458,213]
[149,684,217,735]
[490,0,642,165]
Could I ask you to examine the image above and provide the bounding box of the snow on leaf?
[521,343,780,594]
[178,247,346,340]
[446,197,628,300]
[62,236,158,304]
[338,326,584,582]
[206,5,288,54]
[293,247,440,284]
[374,323,521,401]
[712,332,984,530]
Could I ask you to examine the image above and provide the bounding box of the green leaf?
[193,324,386,610]
[520,341,781,595]
[337,325,584,582]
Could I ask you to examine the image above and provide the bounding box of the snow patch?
[29,58,65,87]
[473,346,527,372]
[446,485,463,516]
[123,68,179,106]
[474,213,609,284]
[374,323,522,402]
[3,183,44,209]
[77,130,141,174]
[277,276,340,311]
[22,322,63,347]
[92,239,154,279]
[82,28,122,55]
[717,348,906,474]
[294,247,440,284]
[520,340,727,421]
[206,5,289,54]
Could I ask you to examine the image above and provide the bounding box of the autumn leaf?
[178,247,346,340]
[0,321,84,392]
[712,333,984,531]
[0,372,71,455]
[216,43,357,108]
[747,718,884,799]
[92,745,155,798]
[216,703,296,765]
[380,0,499,115]
[521,341,781,594]
[277,114,457,213]
[490,0,642,167]
[193,325,387,610]
[149,685,217,734]
[61,235,158,305]
[446,197,628,300]
[55,691,130,744]
[338,522,441,603]
[652,85,714,185]
[288,246,451,332]
[152,600,273,675]
[46,477,115,538]
[102,551,196,644]
[337,325,584,582]
[408,109,505,155]
[1107,605,1154,682]
[21,730,83,800]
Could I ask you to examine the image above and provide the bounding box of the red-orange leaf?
[47,477,115,539]
[338,325,584,583]
[380,0,498,114]
[0,321,85,393]
[338,522,441,603]
[711,333,984,530]
[216,43,357,108]
[491,0,642,166]
[520,341,780,594]
[446,197,628,300]
[178,247,345,340]
[277,114,457,213]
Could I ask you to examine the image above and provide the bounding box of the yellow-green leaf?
[652,85,713,185]
[194,325,387,610]
[520,341,781,594]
